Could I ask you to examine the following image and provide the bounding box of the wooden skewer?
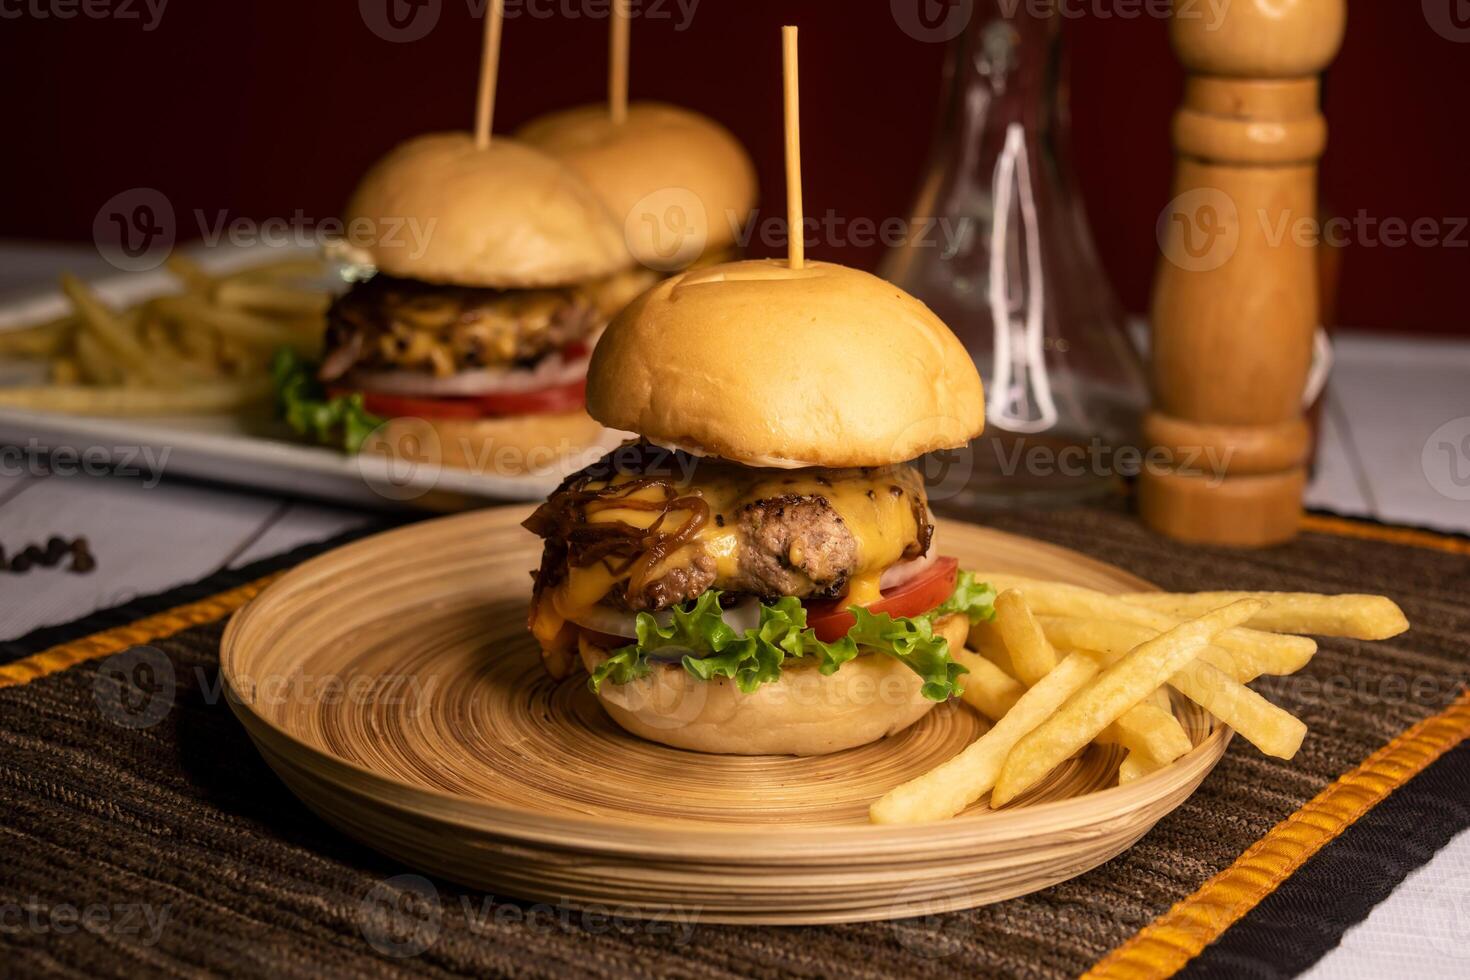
[782,25,804,271]
[474,0,506,149]
[609,0,630,126]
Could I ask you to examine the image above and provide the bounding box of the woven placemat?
[0,507,1466,979]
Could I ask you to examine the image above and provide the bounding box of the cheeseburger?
[321,134,649,473]
[524,258,994,756]
[322,108,757,474]
[518,101,758,270]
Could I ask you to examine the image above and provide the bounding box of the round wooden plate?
[221,507,1229,924]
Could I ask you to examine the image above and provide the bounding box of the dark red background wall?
[4,1,1466,335]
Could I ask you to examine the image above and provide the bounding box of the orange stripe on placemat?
[1302,514,1470,557]
[0,572,282,690]
[1084,688,1470,980]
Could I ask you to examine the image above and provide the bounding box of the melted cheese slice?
[537,463,924,633]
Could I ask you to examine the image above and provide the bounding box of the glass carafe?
[882,4,1145,508]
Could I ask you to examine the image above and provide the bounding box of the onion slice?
[567,604,643,640]
[878,545,940,592]
[347,348,592,397]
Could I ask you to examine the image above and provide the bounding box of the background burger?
[280,109,758,478]
[518,101,758,271]
[279,133,649,476]
[523,258,995,756]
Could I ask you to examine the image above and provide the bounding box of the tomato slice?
[459,377,587,416]
[334,377,587,420]
[805,556,960,643]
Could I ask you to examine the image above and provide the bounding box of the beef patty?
[319,274,598,381]
[524,443,933,615]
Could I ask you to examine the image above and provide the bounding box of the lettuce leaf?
[271,348,382,454]
[932,570,999,623]
[587,572,997,701]
[847,606,964,702]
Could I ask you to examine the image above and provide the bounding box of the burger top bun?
[344,133,632,289]
[586,259,986,469]
[577,613,970,756]
[517,102,758,267]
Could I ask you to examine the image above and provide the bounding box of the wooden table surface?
[1,243,1466,980]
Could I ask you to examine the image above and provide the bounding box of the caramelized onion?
[524,470,707,608]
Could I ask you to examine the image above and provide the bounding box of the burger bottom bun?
[362,410,624,477]
[578,613,971,756]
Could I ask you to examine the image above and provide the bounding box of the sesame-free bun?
[586,259,985,468]
[578,613,969,756]
[362,409,624,477]
[344,133,631,289]
[517,102,757,267]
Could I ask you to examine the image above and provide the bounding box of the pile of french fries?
[0,256,329,416]
[871,576,1410,824]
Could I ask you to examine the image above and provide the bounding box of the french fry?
[871,574,1408,824]
[985,594,1186,772]
[138,313,176,353]
[165,254,215,293]
[169,315,221,363]
[13,254,330,418]
[229,257,326,281]
[1039,617,1262,683]
[977,603,1188,768]
[1101,703,1194,764]
[216,335,260,375]
[0,378,271,415]
[213,279,331,317]
[1118,591,1409,641]
[148,294,311,352]
[991,599,1264,807]
[1168,660,1307,758]
[871,650,1107,824]
[952,647,1025,722]
[49,357,81,385]
[1118,749,1164,785]
[74,329,125,385]
[138,326,215,383]
[61,275,169,385]
[993,590,1058,686]
[977,574,1316,678]
[0,315,74,357]
[1037,615,1306,756]
[1046,617,1311,687]
[971,634,1020,681]
[967,616,1006,658]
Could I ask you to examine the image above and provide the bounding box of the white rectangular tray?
[0,244,573,509]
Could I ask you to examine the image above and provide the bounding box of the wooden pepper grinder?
[1139,0,1346,546]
